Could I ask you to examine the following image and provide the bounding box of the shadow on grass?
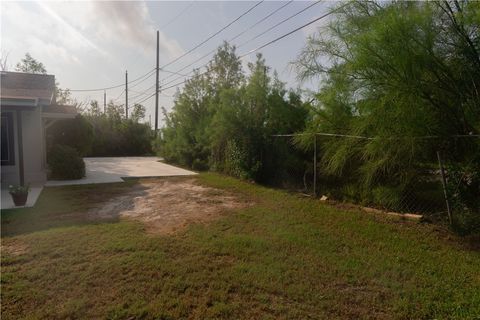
[1,179,148,238]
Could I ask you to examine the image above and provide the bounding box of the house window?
[1,113,15,166]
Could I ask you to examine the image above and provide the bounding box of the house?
[1,71,77,189]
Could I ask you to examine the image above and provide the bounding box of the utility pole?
[103,90,106,114]
[125,70,128,119]
[437,151,452,225]
[155,30,159,135]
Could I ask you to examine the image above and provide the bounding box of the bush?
[47,115,94,156]
[371,186,403,211]
[447,160,480,235]
[48,145,85,180]
[88,117,153,156]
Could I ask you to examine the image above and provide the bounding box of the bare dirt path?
[88,178,247,234]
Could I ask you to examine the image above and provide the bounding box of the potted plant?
[8,184,30,206]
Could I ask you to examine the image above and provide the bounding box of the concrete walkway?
[46,157,196,186]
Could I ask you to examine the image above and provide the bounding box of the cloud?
[90,1,184,59]
[1,1,184,68]
[0,1,85,72]
[37,1,108,56]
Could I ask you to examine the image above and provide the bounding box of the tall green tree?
[130,103,146,123]
[295,0,479,182]
[294,0,479,227]
[160,42,245,170]
[88,100,102,117]
[14,53,74,105]
[160,46,308,182]
[15,53,46,74]
[56,85,73,105]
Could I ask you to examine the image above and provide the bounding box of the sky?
[1,0,337,127]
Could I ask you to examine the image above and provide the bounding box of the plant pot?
[10,193,28,206]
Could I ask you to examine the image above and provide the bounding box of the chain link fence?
[270,133,479,229]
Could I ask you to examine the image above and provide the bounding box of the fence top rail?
[271,132,480,140]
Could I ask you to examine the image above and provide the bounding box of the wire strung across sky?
[152,2,349,96]
[160,1,196,30]
[159,0,294,85]
[112,89,126,102]
[237,0,321,50]
[92,0,271,103]
[69,1,343,107]
[68,68,155,92]
[129,69,156,88]
[133,92,157,105]
[159,0,325,88]
[240,2,349,58]
[67,1,263,94]
[136,1,264,103]
[68,67,187,93]
[159,1,264,70]
[129,84,156,101]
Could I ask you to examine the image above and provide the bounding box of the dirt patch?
[2,240,29,256]
[88,178,248,234]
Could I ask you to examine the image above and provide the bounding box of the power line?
[112,89,126,102]
[230,0,294,44]
[162,79,189,91]
[159,68,188,77]
[160,1,264,70]
[68,2,321,99]
[130,79,179,101]
[126,68,181,92]
[160,0,293,84]
[129,85,175,104]
[160,3,349,91]
[240,3,348,58]
[161,0,325,87]
[69,68,155,92]
[160,1,195,30]
[128,69,156,90]
[129,89,146,94]
[90,2,345,110]
[134,92,156,105]
[237,0,321,50]
[125,1,195,78]
[68,1,263,95]
[129,84,156,100]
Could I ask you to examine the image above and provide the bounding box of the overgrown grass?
[1,173,479,319]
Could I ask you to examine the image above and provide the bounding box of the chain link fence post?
[313,134,317,197]
[437,151,453,225]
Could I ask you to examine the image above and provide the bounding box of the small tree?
[88,100,102,117]
[56,83,74,105]
[0,51,9,71]
[130,103,146,122]
[15,53,47,74]
[106,101,125,125]
[14,53,74,105]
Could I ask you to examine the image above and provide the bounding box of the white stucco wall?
[22,107,47,183]
[1,108,47,187]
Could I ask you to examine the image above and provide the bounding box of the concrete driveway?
[46,157,196,186]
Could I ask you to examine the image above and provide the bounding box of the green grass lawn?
[1,173,479,319]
